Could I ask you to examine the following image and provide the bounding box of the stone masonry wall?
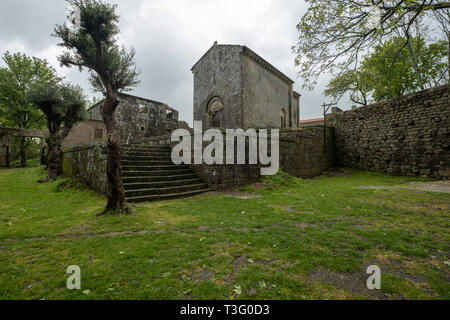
[241,55,291,128]
[192,45,243,129]
[168,127,334,190]
[62,143,108,194]
[62,120,106,150]
[279,127,334,177]
[326,84,450,179]
[87,93,179,145]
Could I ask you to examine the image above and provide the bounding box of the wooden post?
[321,102,336,152]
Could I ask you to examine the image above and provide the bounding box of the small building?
[191,42,301,129]
[63,93,179,150]
[300,118,324,127]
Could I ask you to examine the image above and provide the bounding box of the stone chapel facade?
[191,42,301,129]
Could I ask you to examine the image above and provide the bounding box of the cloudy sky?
[0,0,345,125]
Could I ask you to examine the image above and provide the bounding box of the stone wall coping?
[62,142,106,154]
[326,84,449,118]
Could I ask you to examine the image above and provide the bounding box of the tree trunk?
[46,135,62,180]
[20,137,26,167]
[99,92,131,215]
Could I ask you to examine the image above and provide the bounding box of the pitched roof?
[191,42,295,85]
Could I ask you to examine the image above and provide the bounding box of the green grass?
[0,167,449,300]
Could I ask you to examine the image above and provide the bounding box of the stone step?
[125,183,208,197]
[122,160,173,166]
[123,168,192,177]
[122,164,187,172]
[123,146,170,153]
[123,151,172,157]
[126,189,211,203]
[123,173,199,183]
[124,178,203,190]
[122,155,171,161]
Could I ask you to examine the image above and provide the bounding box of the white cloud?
[0,0,348,125]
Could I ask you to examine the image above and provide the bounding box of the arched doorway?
[280,108,287,129]
[207,97,223,128]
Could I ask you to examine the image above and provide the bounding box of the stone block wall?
[62,143,108,194]
[192,44,243,129]
[168,127,333,190]
[279,127,334,177]
[326,84,450,179]
[241,54,291,128]
[86,93,179,146]
[62,120,106,150]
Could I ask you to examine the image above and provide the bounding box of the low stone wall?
[279,127,333,177]
[168,127,334,190]
[326,84,450,179]
[62,143,108,194]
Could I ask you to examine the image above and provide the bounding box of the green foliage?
[293,0,450,89]
[53,0,140,94]
[28,81,87,137]
[0,167,448,299]
[0,52,60,129]
[325,36,448,105]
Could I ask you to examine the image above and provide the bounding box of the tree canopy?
[0,52,60,129]
[294,0,450,89]
[28,81,86,179]
[325,36,448,105]
[53,0,140,95]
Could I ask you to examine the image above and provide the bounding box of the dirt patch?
[249,182,268,190]
[268,204,297,212]
[191,269,214,281]
[307,269,386,299]
[294,223,308,229]
[406,180,450,193]
[357,180,450,194]
[324,168,352,177]
[233,255,249,267]
[224,192,262,199]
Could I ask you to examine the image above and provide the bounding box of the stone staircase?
[122,144,210,202]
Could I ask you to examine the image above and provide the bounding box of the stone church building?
[191,42,301,129]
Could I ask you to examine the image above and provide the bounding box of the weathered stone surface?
[62,143,108,194]
[191,43,300,129]
[326,84,450,179]
[64,93,179,150]
[169,127,333,190]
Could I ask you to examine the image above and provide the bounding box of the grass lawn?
[0,166,449,300]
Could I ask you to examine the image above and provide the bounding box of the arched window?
[207,97,223,128]
[280,108,287,129]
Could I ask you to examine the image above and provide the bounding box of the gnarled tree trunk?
[46,134,62,180]
[99,90,130,215]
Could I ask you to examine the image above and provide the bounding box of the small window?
[280,108,287,129]
[94,128,103,139]
[212,111,220,128]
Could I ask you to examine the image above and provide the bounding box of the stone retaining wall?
[168,127,334,190]
[61,143,108,194]
[326,84,450,179]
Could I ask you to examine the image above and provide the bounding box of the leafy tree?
[0,52,59,166]
[54,0,140,215]
[325,69,373,106]
[29,82,86,180]
[293,0,450,89]
[325,36,448,104]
